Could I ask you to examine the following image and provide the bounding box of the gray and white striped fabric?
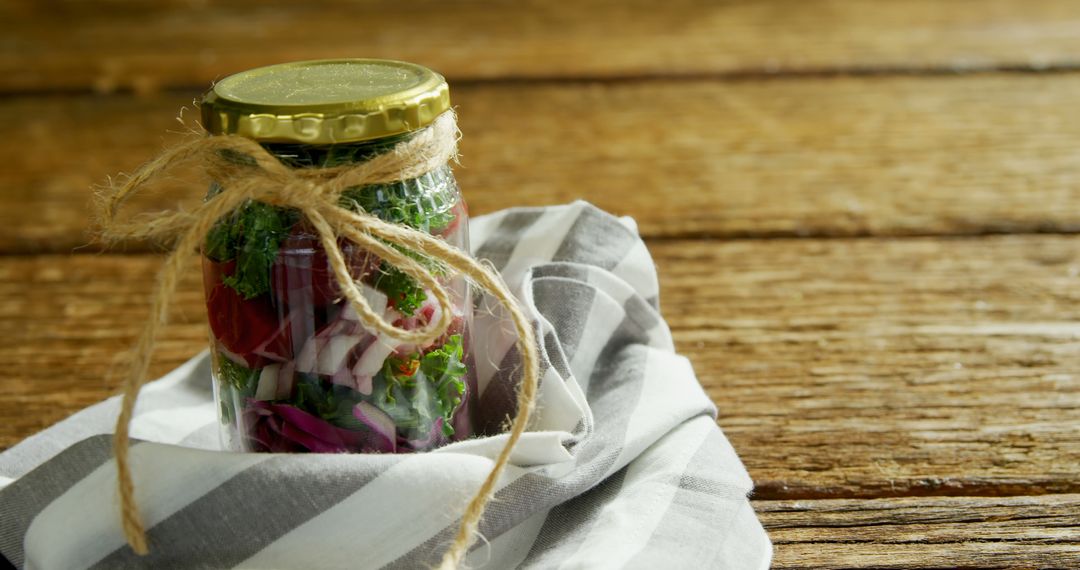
[0,202,772,569]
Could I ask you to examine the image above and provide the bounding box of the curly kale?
[339,177,457,234]
[218,356,261,394]
[216,356,260,424]
[377,334,467,437]
[421,334,468,436]
[372,262,427,317]
[204,200,297,299]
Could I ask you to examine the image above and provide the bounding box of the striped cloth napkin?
[0,202,772,569]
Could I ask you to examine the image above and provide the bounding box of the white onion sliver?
[341,284,389,322]
[353,337,397,378]
[275,360,296,400]
[317,318,352,339]
[363,285,389,316]
[330,366,356,390]
[294,335,322,374]
[317,334,366,376]
[354,401,396,440]
[254,364,280,401]
[354,374,373,396]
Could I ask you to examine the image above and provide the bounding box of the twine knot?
[278,178,322,205]
[96,111,538,569]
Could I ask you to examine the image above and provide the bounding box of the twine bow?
[97,111,537,569]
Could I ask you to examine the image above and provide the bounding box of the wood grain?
[759,495,1080,568]
[654,236,1080,499]
[3,236,1077,500]
[0,254,207,442]
[4,74,1080,253]
[4,0,1080,92]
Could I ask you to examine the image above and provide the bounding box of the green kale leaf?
[217,356,260,425]
[373,262,427,317]
[339,180,456,234]
[292,373,374,432]
[204,200,297,299]
[420,334,468,436]
[218,356,261,395]
[376,334,467,438]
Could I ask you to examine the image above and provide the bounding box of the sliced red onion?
[386,293,445,349]
[394,309,465,356]
[265,402,365,452]
[243,403,296,453]
[316,317,353,339]
[402,417,446,451]
[317,334,369,376]
[279,422,349,453]
[352,401,397,453]
[296,311,369,375]
[329,366,353,390]
[353,374,373,396]
[243,399,401,454]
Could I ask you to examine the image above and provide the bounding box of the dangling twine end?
[115,434,150,555]
[125,526,150,556]
[435,297,538,569]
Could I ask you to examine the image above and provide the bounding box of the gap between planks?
[4,73,1080,253]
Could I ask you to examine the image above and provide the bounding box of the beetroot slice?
[204,257,290,368]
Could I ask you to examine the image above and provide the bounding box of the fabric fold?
[0,202,771,569]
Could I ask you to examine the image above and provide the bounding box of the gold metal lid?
[201,59,450,144]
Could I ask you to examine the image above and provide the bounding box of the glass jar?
[198,59,476,453]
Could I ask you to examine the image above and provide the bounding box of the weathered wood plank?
[0,255,207,442]
[2,236,1077,500]
[759,495,1080,568]
[4,74,1080,253]
[4,0,1080,92]
[653,236,1080,499]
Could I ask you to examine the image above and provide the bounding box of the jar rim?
[201,59,450,145]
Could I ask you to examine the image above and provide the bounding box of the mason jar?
[198,59,476,453]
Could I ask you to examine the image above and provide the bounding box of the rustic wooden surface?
[5,0,1080,92]
[2,1,1079,567]
[6,74,1080,253]
[759,495,1080,568]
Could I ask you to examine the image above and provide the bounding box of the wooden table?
[2,2,1079,567]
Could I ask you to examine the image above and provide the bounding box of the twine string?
[97,112,537,569]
